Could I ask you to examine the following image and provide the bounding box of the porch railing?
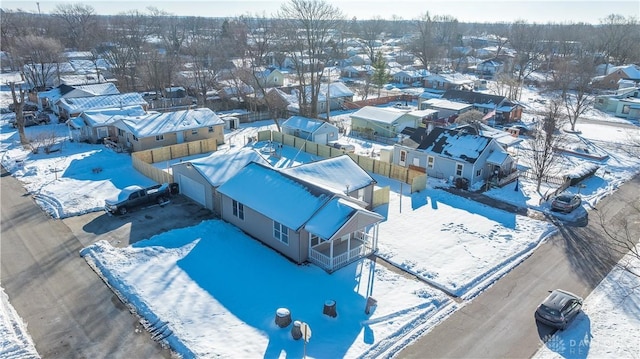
[308,241,375,273]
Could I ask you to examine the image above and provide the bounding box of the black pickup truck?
[105,183,170,215]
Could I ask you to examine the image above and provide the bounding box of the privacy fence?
[131,138,218,184]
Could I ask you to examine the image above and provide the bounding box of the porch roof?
[304,197,383,240]
[486,149,510,166]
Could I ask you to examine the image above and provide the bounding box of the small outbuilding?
[281,116,339,144]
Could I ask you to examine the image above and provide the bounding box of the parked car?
[105,183,171,215]
[9,112,51,128]
[535,289,583,330]
[329,141,355,153]
[551,194,581,213]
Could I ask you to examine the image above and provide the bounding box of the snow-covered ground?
[1,83,639,357]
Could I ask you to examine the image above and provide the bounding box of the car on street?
[551,194,581,213]
[535,289,583,330]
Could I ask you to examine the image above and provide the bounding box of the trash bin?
[169,182,179,195]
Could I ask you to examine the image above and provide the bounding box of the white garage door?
[179,174,206,207]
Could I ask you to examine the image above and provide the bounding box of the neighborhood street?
[397,174,640,358]
[0,166,171,358]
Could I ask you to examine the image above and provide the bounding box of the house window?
[476,168,482,177]
[427,156,434,169]
[132,135,138,141]
[456,163,464,177]
[156,134,164,141]
[622,105,630,114]
[273,221,289,245]
[208,126,214,133]
[117,128,124,136]
[232,200,244,220]
[400,150,406,162]
[192,129,199,135]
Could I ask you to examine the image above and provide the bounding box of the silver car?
[551,194,581,213]
[535,289,583,330]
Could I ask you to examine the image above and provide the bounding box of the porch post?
[373,223,379,251]
[347,234,351,260]
[308,234,312,259]
[330,240,334,270]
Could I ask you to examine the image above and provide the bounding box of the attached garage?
[178,174,206,207]
[171,147,272,216]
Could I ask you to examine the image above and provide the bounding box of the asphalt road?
[0,166,176,358]
[397,174,640,358]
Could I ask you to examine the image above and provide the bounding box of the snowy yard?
[1,84,640,357]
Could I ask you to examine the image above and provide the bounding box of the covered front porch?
[307,226,378,273]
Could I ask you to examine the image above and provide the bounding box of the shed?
[281,116,339,144]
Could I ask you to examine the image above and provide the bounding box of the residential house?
[216,161,384,273]
[171,148,271,215]
[592,64,640,90]
[38,83,120,113]
[280,155,377,209]
[56,92,148,120]
[111,107,224,152]
[594,87,640,120]
[71,105,147,144]
[392,69,427,86]
[350,106,427,138]
[281,116,339,144]
[475,58,505,79]
[285,82,355,116]
[440,89,523,123]
[419,97,473,119]
[392,126,516,187]
[341,65,374,78]
[423,72,475,91]
[237,67,285,89]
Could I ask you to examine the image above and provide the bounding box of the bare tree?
[13,35,63,91]
[240,14,286,130]
[52,3,97,50]
[277,0,344,118]
[8,81,29,145]
[595,14,640,70]
[553,54,594,132]
[593,197,640,279]
[101,10,152,91]
[454,109,485,125]
[507,20,544,100]
[408,12,438,70]
[357,17,386,64]
[527,99,565,192]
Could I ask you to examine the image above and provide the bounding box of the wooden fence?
[131,138,217,183]
[372,186,390,207]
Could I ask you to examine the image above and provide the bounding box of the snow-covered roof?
[177,148,270,187]
[217,162,331,230]
[418,127,492,164]
[282,116,327,133]
[423,98,473,111]
[79,105,147,127]
[304,197,382,239]
[425,72,476,85]
[350,106,413,124]
[486,149,509,166]
[281,155,375,193]
[606,64,640,80]
[113,108,223,138]
[57,92,147,114]
[217,162,381,237]
[320,82,354,98]
[39,83,120,103]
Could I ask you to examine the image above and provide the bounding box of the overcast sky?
[3,0,638,24]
